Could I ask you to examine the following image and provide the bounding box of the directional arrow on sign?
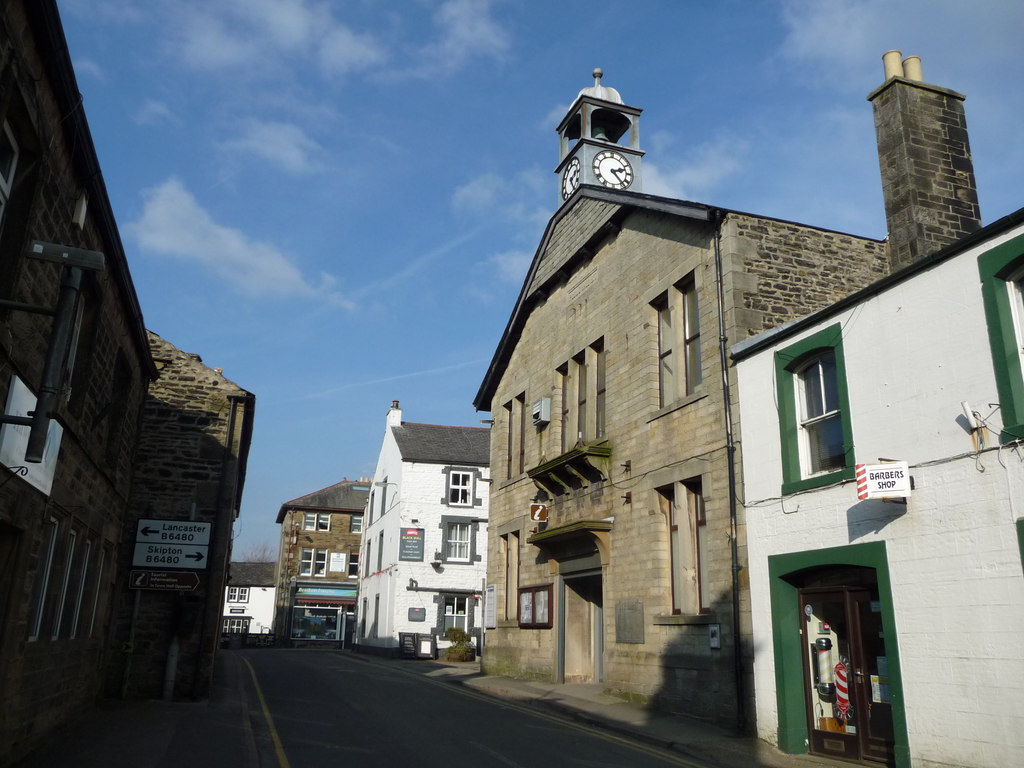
[185,551,204,562]
[140,526,160,537]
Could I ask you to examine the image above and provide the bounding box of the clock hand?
[611,167,625,179]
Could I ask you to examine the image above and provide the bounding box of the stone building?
[105,332,254,700]
[732,56,1019,768]
[0,2,156,762]
[274,478,369,647]
[472,70,890,730]
[356,401,490,657]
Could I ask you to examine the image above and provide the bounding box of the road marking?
[330,653,708,767]
[241,656,292,768]
[468,741,530,767]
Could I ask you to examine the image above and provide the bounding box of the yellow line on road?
[241,656,292,768]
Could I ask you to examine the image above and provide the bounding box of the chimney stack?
[868,51,981,271]
[387,399,402,427]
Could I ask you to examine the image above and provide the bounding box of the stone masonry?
[106,332,254,700]
[478,189,887,730]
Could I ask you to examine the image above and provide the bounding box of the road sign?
[136,518,212,546]
[129,570,201,591]
[530,503,548,522]
[133,542,209,570]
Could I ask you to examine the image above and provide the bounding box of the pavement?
[14,649,839,768]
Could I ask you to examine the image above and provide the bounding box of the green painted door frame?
[767,542,910,768]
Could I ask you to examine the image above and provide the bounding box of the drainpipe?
[712,209,746,732]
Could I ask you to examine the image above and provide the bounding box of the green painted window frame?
[977,232,1024,441]
[767,542,910,768]
[774,323,856,494]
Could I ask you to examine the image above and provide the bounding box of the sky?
[55,0,1024,557]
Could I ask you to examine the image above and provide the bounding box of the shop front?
[288,584,357,646]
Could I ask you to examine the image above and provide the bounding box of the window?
[350,515,363,533]
[303,513,330,532]
[379,478,389,518]
[502,532,520,621]
[518,585,553,628]
[449,471,472,505]
[796,352,845,475]
[223,618,250,634]
[376,532,384,572]
[52,529,76,639]
[504,393,526,479]
[443,595,468,632]
[0,121,19,226]
[446,522,471,562]
[660,480,709,615]
[70,540,91,639]
[227,586,250,602]
[29,518,58,641]
[347,550,360,578]
[775,324,855,493]
[559,338,606,451]
[978,233,1024,439]
[654,277,702,407]
[299,548,328,577]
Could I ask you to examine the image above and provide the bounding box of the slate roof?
[392,422,490,465]
[276,479,370,523]
[228,562,275,586]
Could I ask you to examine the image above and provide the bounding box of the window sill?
[647,390,708,423]
[652,612,717,626]
[781,465,855,495]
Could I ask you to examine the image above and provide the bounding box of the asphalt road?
[241,650,698,768]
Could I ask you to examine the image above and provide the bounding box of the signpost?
[131,519,212,582]
[129,570,201,591]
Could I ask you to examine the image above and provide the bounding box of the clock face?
[592,150,633,189]
[561,157,581,200]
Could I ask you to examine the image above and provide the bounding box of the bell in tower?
[555,68,644,202]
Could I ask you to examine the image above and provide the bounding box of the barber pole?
[834,660,852,721]
[856,463,869,500]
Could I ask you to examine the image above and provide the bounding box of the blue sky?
[56,0,1024,556]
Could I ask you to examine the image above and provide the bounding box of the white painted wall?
[222,585,276,633]
[357,410,489,652]
[736,227,1024,768]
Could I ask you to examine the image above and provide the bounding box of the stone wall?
[0,2,154,763]
[106,333,253,700]
[482,198,887,729]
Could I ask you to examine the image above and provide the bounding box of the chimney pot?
[902,55,923,82]
[882,50,904,80]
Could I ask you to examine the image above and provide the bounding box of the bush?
[443,627,474,661]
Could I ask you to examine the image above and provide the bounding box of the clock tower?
[556,68,644,202]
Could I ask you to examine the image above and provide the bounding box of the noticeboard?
[399,527,425,561]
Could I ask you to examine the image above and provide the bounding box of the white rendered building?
[222,562,276,636]
[356,401,490,656]
[733,210,1024,768]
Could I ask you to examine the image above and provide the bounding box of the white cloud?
[72,57,105,82]
[171,0,387,77]
[487,250,532,284]
[452,170,549,229]
[419,0,511,76]
[130,178,350,305]
[134,99,175,126]
[318,24,389,75]
[642,134,749,201]
[221,120,324,174]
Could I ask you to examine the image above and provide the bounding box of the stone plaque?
[615,599,644,644]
